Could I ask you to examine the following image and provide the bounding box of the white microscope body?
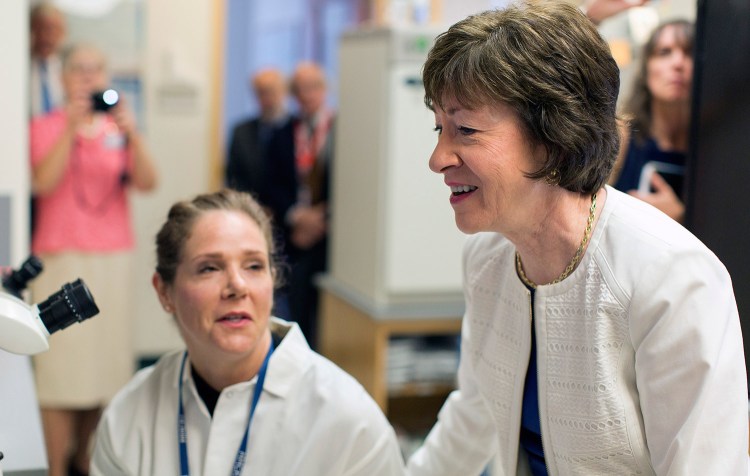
[0,293,52,356]
[0,258,99,476]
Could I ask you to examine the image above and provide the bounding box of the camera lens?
[38,278,100,334]
[2,255,44,298]
[92,89,119,112]
[102,89,119,106]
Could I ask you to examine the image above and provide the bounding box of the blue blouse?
[520,287,548,475]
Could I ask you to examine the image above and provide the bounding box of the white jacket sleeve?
[342,425,406,476]
[406,316,498,476]
[629,247,748,475]
[90,411,131,476]
[407,235,501,476]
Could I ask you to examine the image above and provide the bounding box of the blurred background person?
[610,20,694,222]
[225,67,293,203]
[226,67,295,320]
[29,43,158,476]
[265,61,335,349]
[92,189,404,475]
[30,2,66,117]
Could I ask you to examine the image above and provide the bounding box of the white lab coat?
[92,319,405,476]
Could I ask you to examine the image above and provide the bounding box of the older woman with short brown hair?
[407,2,748,475]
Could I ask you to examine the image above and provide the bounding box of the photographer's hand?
[32,86,90,196]
[110,97,158,192]
[110,97,137,139]
[583,0,648,25]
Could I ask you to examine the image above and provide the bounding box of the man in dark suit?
[226,68,294,203]
[265,62,335,349]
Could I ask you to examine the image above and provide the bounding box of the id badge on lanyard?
[177,339,274,476]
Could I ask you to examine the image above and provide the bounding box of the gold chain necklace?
[516,192,597,289]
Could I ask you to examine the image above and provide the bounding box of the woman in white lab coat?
[91,189,405,476]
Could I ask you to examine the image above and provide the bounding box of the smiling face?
[646,24,693,106]
[153,210,274,367]
[430,99,547,235]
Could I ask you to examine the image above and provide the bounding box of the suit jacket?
[225,116,294,203]
[265,114,335,259]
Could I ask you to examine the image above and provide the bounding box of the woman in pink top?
[29,43,157,476]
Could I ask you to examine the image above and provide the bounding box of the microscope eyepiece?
[37,278,99,334]
[2,255,43,298]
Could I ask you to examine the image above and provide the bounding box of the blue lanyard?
[177,339,275,476]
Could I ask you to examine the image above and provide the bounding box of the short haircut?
[422,0,621,194]
[30,2,63,26]
[290,61,326,96]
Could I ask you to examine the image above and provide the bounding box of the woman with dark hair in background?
[406,2,747,475]
[611,20,694,222]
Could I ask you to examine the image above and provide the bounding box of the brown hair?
[155,189,281,286]
[422,0,621,194]
[625,20,694,144]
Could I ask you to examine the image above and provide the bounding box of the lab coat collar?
[175,317,313,401]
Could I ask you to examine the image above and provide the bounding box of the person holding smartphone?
[610,20,694,222]
[29,42,157,476]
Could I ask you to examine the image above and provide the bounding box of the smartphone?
[91,89,119,112]
[637,161,685,197]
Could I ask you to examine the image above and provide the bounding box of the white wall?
[0,3,49,472]
[0,0,30,266]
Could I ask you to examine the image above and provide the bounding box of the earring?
[545,169,560,185]
[164,305,173,313]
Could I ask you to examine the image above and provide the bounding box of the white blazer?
[408,186,749,475]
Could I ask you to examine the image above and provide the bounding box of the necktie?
[39,60,52,113]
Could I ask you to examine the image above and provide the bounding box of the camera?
[2,255,43,298]
[91,88,120,112]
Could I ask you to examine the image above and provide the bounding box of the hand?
[290,204,327,249]
[628,172,685,222]
[583,0,648,24]
[109,97,137,138]
[64,86,93,132]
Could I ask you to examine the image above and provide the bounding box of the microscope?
[0,255,100,355]
[0,256,100,476]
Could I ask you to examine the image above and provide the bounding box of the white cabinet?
[329,26,466,310]
[321,25,465,434]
